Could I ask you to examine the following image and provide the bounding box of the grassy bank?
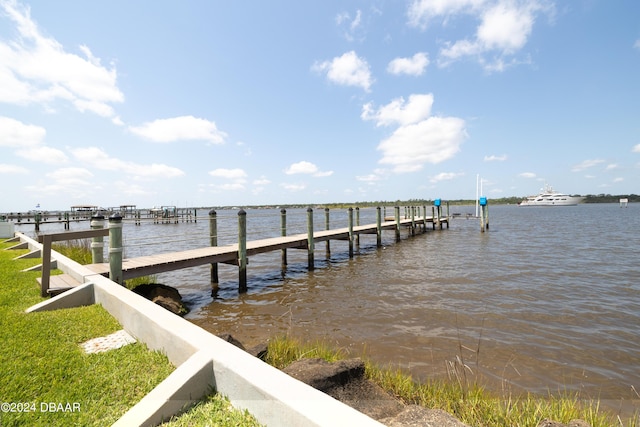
[0,239,178,426]
[265,336,637,427]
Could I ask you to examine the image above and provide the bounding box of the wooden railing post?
[90,214,105,264]
[280,209,287,269]
[307,207,314,270]
[108,213,123,285]
[376,207,382,247]
[209,210,218,285]
[325,208,331,257]
[40,234,52,297]
[410,206,415,236]
[238,209,247,292]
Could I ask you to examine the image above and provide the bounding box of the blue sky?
[1,0,639,212]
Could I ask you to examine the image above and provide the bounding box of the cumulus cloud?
[312,51,373,92]
[408,0,554,72]
[484,154,507,161]
[0,1,123,118]
[363,94,466,173]
[519,172,536,178]
[387,52,430,76]
[430,172,464,183]
[571,159,605,172]
[284,161,333,177]
[129,116,227,144]
[208,168,247,191]
[0,163,29,174]
[362,94,434,127]
[632,143,640,153]
[336,9,364,41]
[0,116,46,147]
[281,183,306,192]
[16,145,68,164]
[71,147,185,178]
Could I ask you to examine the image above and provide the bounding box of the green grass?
[0,240,175,426]
[159,394,261,426]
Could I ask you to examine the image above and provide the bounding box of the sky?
[1,0,639,212]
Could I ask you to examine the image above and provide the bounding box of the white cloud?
[71,146,185,178]
[605,163,618,171]
[387,52,430,76]
[209,168,247,180]
[408,0,553,72]
[281,183,306,192]
[312,51,373,92]
[0,116,46,147]
[484,154,507,161]
[0,163,29,174]
[361,94,434,127]
[632,143,640,153]
[47,167,93,185]
[0,1,123,116]
[284,161,333,177]
[16,145,68,164]
[613,177,624,183]
[252,176,271,186]
[571,159,605,172]
[430,172,464,183]
[519,172,536,178]
[635,39,640,50]
[336,9,363,41]
[129,116,227,144]
[407,0,485,28]
[377,116,467,172]
[363,94,466,173]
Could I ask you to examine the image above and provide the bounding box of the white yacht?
[518,185,584,206]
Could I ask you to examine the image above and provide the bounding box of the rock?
[216,333,247,351]
[283,357,471,426]
[537,420,592,427]
[131,284,188,316]
[381,406,469,427]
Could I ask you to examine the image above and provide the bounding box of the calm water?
[19,203,640,412]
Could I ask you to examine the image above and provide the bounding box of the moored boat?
[518,185,584,206]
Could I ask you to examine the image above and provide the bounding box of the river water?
[17,203,640,412]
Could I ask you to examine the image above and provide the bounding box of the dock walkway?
[85,216,447,281]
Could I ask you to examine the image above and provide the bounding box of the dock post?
[376,207,382,247]
[307,207,314,271]
[479,197,489,232]
[410,206,415,236]
[394,206,401,242]
[422,205,427,232]
[90,214,105,264]
[35,212,41,232]
[64,212,70,230]
[348,207,354,258]
[324,208,330,257]
[355,207,360,247]
[238,210,248,292]
[280,209,287,268]
[446,202,450,229]
[432,206,436,230]
[209,210,219,285]
[108,213,123,285]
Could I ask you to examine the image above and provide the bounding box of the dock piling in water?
[209,210,219,285]
[108,214,123,285]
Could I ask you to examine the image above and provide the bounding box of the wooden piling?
[479,197,489,232]
[325,208,331,257]
[280,209,287,268]
[108,214,123,285]
[307,208,314,270]
[348,207,354,258]
[238,210,248,292]
[394,206,401,242]
[209,210,219,284]
[90,214,105,264]
[376,207,382,247]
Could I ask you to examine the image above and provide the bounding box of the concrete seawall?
[13,232,384,426]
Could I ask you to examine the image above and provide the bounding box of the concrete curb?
[15,232,384,427]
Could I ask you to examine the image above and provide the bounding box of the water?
[17,204,640,412]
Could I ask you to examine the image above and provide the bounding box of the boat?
[518,184,584,206]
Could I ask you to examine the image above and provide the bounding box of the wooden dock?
[29,206,450,295]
